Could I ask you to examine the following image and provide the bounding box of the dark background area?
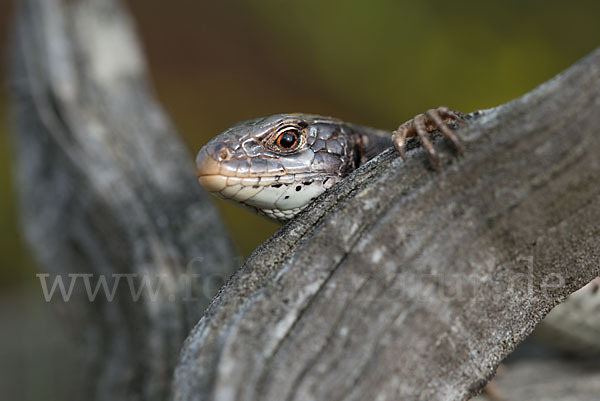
[0,1,599,398]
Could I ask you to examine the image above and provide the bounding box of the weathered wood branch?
[8,0,238,400]
[172,51,600,400]
[8,0,600,400]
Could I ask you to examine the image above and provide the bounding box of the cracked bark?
[8,0,600,400]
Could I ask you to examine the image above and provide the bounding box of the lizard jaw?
[197,172,339,222]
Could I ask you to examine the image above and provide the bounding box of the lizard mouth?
[195,145,339,220]
[197,171,337,213]
[195,146,313,192]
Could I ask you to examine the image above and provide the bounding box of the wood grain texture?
[8,0,238,400]
[173,49,600,401]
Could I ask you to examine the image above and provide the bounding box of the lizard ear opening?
[352,143,362,170]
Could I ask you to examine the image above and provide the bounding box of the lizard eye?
[276,129,300,150]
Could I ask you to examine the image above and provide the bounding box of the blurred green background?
[2,0,600,296]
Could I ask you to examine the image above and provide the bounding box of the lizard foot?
[392,106,465,168]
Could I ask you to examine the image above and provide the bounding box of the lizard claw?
[392,106,465,168]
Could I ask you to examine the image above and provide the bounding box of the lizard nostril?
[218,148,231,161]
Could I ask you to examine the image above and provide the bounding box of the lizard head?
[195,114,360,222]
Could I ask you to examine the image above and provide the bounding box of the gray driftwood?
[8,0,600,400]
[172,53,600,400]
[8,0,238,400]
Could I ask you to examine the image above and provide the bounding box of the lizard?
[195,107,600,360]
[195,106,464,222]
